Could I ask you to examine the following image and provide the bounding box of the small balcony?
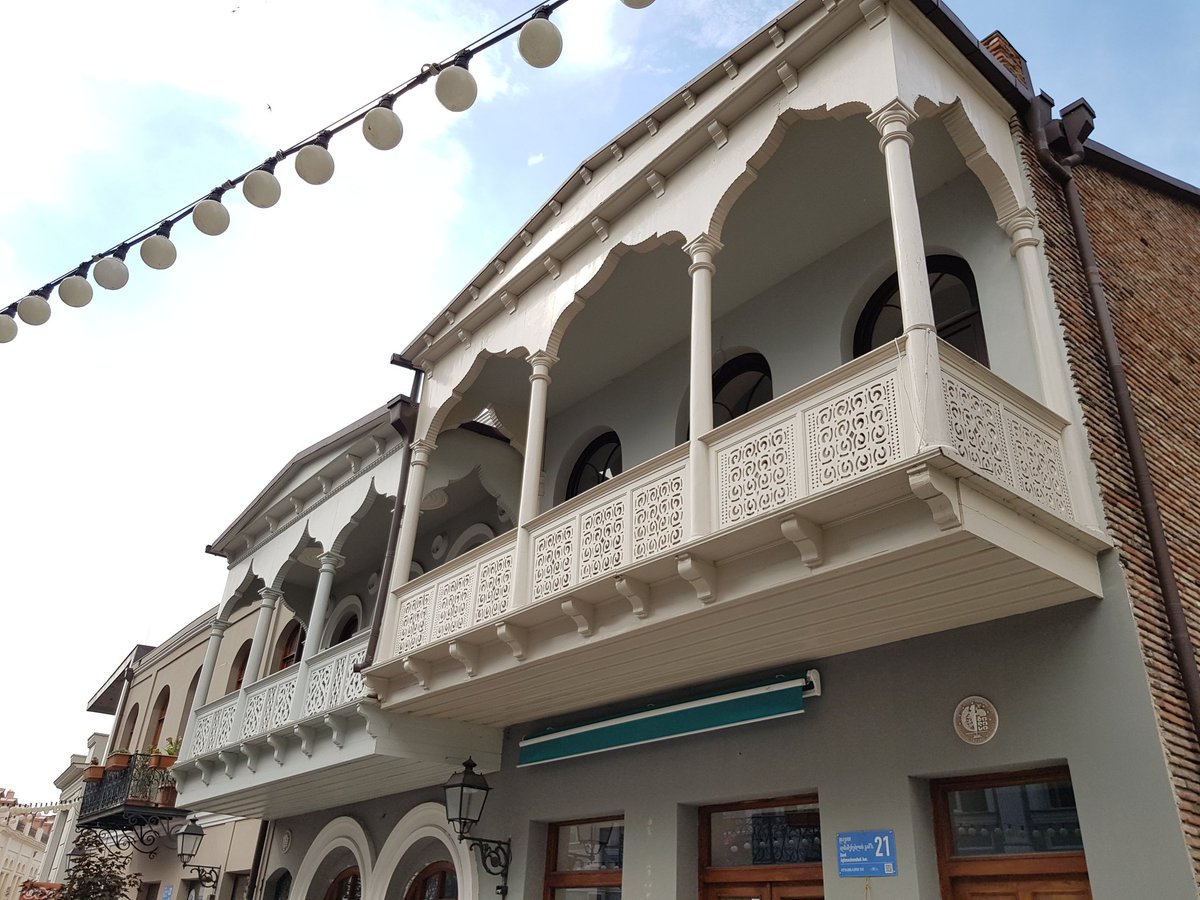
[175,632,499,819]
[78,753,187,832]
[366,338,1106,724]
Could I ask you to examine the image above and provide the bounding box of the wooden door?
[702,885,822,900]
[933,769,1092,900]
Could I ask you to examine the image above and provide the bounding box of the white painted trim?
[291,816,375,900]
[448,523,495,560]
[364,802,477,900]
[320,594,364,652]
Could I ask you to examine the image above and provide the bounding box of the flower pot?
[125,797,151,808]
[105,753,131,772]
[149,754,177,770]
[155,784,178,808]
[82,765,105,783]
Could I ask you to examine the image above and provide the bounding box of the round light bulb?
[140,234,177,270]
[193,199,230,236]
[620,0,655,7]
[94,256,130,291]
[0,315,16,343]
[17,294,51,326]
[295,144,335,185]
[243,169,281,208]
[363,106,403,150]
[519,16,563,68]
[58,275,93,308]
[435,64,478,112]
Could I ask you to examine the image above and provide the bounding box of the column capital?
[317,550,346,573]
[527,351,558,384]
[868,99,917,149]
[210,618,230,637]
[684,234,724,272]
[998,208,1040,251]
[259,586,283,607]
[410,438,437,464]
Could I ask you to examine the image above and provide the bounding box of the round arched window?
[272,872,292,900]
[712,353,773,428]
[405,862,457,900]
[333,615,359,646]
[567,432,623,500]
[324,867,360,900]
[854,255,988,365]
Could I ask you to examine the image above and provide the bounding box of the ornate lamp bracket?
[463,835,511,896]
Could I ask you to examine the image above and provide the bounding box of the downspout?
[356,357,424,674]
[1029,92,1200,744]
[247,819,270,900]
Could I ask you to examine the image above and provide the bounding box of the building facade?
[66,1,1200,898]
[0,792,54,900]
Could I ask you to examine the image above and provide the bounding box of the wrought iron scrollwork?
[465,837,511,896]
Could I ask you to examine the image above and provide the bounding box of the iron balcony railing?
[79,754,174,819]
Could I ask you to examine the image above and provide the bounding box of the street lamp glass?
[443,758,491,839]
[177,819,205,865]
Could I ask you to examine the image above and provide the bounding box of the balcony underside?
[369,453,1104,727]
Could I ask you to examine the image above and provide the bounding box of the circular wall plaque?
[280,828,293,853]
[954,695,999,745]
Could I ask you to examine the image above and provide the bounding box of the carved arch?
[364,803,477,900]
[218,569,265,622]
[269,527,324,594]
[422,347,530,446]
[292,816,375,900]
[330,482,394,556]
[936,99,1022,224]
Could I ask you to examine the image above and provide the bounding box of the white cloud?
[527,153,545,166]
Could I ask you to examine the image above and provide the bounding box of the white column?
[513,351,557,606]
[243,588,281,689]
[1003,210,1100,527]
[869,99,951,450]
[392,439,435,591]
[684,234,723,537]
[181,619,228,758]
[304,551,345,660]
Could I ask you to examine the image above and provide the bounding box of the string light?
[2,0,657,344]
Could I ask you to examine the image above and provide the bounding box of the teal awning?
[518,670,820,766]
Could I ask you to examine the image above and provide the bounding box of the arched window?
[323,868,360,900]
[567,432,623,500]
[272,622,305,673]
[854,255,988,365]
[118,703,139,751]
[271,872,292,900]
[228,640,253,694]
[333,615,359,646]
[147,686,170,750]
[712,353,773,428]
[405,862,457,900]
[179,667,203,736]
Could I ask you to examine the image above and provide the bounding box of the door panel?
[950,876,1091,900]
[703,885,823,900]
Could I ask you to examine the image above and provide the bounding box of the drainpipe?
[248,819,270,900]
[356,357,423,674]
[1028,92,1200,745]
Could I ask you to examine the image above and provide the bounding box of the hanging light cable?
[2,0,659,343]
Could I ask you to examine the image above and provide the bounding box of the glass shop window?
[939,771,1083,856]
[705,800,822,867]
[544,817,624,900]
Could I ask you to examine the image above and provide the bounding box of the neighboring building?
[36,732,107,884]
[0,792,54,900]
[74,0,1200,897]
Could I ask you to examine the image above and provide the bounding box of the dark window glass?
[273,873,292,900]
[567,433,623,500]
[712,353,773,428]
[947,779,1082,856]
[854,255,989,365]
[546,818,624,899]
[709,803,821,866]
[334,615,358,646]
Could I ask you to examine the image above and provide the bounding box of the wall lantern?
[176,819,221,887]
[443,758,511,896]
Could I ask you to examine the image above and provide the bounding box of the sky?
[1,0,1197,805]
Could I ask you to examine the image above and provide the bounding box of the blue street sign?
[837,829,898,877]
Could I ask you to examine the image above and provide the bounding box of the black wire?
[4,0,573,319]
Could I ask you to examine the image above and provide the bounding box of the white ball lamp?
[140,224,177,270]
[519,9,563,68]
[243,160,282,209]
[17,288,51,326]
[435,55,478,112]
[193,189,231,236]
[295,132,335,185]
[94,247,131,291]
[58,267,93,308]
[0,312,16,343]
[363,97,403,151]
[621,0,655,7]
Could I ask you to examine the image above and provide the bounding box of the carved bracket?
[196,759,216,786]
[497,622,528,661]
[293,724,316,757]
[266,733,288,765]
[449,641,480,677]
[356,698,387,739]
[908,463,962,530]
[217,749,241,779]
[325,714,348,748]
[404,657,433,691]
[614,575,651,619]
[240,743,261,773]
[676,552,716,604]
[780,514,825,569]
[561,597,596,637]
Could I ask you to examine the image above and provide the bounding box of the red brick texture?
[1022,133,1200,885]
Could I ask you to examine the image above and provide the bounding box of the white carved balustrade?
[302,632,369,718]
[238,665,300,741]
[939,343,1074,517]
[187,693,239,758]
[393,531,518,657]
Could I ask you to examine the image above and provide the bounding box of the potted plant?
[82,759,104,783]
[155,774,177,808]
[150,738,181,769]
[104,750,131,772]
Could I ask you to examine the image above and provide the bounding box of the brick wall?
[1022,132,1200,884]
